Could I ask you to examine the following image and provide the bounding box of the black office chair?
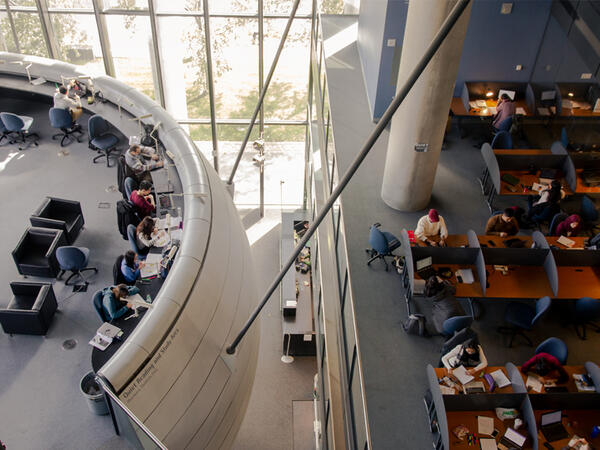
[92,290,110,322]
[0,112,39,150]
[113,254,133,285]
[491,131,512,149]
[88,115,118,167]
[572,297,600,340]
[56,246,98,286]
[49,107,83,147]
[365,223,401,271]
[498,296,552,347]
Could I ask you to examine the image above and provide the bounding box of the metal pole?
[147,0,166,107]
[92,0,115,77]
[226,0,472,354]
[226,0,301,186]
[202,0,219,174]
[35,0,58,59]
[258,0,264,138]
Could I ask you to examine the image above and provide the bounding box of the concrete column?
[381,0,472,211]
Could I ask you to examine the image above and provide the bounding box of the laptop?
[540,410,569,442]
[498,89,516,101]
[416,256,436,280]
[499,427,527,449]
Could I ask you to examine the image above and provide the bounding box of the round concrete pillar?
[381,0,472,211]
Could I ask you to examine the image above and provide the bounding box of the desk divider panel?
[525,83,535,114]
[443,392,527,412]
[468,230,487,296]
[528,392,600,411]
[584,362,600,392]
[480,247,549,266]
[534,231,559,297]
[520,396,539,450]
[550,141,568,155]
[481,143,501,194]
[494,153,566,171]
[427,365,450,450]
[411,247,479,266]
[460,82,470,112]
[562,155,577,192]
[506,362,527,394]
[552,248,600,266]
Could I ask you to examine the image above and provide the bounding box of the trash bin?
[80,372,109,415]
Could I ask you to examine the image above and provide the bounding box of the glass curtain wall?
[0,0,353,206]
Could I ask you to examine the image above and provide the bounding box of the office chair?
[0,116,15,144]
[56,246,98,286]
[127,224,148,260]
[92,290,110,322]
[365,223,400,271]
[113,254,133,285]
[498,296,552,347]
[49,107,83,147]
[535,337,568,365]
[438,327,478,368]
[441,316,473,337]
[561,127,569,149]
[573,297,600,340]
[491,131,513,149]
[124,177,138,200]
[0,112,39,150]
[549,212,568,236]
[580,195,598,223]
[88,115,118,167]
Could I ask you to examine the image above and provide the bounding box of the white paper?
[516,107,526,115]
[457,268,474,284]
[140,262,159,278]
[537,107,550,116]
[303,334,312,342]
[488,106,497,115]
[490,369,511,388]
[557,235,575,248]
[440,385,455,395]
[151,229,171,247]
[526,374,543,392]
[476,99,488,107]
[478,415,495,435]
[453,365,474,385]
[541,90,556,101]
[89,334,112,350]
[144,253,162,265]
[498,89,516,101]
[562,99,574,109]
[97,323,121,340]
[469,101,478,109]
[156,215,181,230]
[479,438,498,450]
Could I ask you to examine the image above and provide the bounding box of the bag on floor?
[403,314,427,337]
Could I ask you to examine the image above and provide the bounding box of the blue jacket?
[101,285,140,321]
[121,259,140,283]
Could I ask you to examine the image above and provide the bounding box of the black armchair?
[12,227,67,278]
[30,197,84,244]
[0,282,58,335]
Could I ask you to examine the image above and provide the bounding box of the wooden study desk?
[534,409,600,448]
[519,366,586,394]
[494,149,553,155]
[498,170,573,196]
[450,97,530,117]
[555,266,600,299]
[575,169,600,195]
[560,107,600,117]
[434,366,515,395]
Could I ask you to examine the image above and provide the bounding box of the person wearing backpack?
[425,276,465,335]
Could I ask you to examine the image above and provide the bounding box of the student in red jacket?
[554,214,581,238]
[521,353,568,383]
[130,180,156,218]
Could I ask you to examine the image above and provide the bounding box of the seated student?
[526,180,565,224]
[53,84,83,121]
[121,250,144,284]
[485,208,519,237]
[136,216,160,252]
[492,93,515,131]
[101,283,139,321]
[125,144,164,183]
[415,209,448,247]
[555,214,581,238]
[130,180,156,218]
[520,352,568,383]
[425,276,465,335]
[441,337,488,375]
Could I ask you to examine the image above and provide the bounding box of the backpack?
[141,123,159,147]
[403,314,428,337]
[116,155,136,199]
[116,200,140,240]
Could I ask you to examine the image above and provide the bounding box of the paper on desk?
[457,268,474,284]
[141,261,159,278]
[152,229,171,247]
[479,438,498,450]
[440,386,455,395]
[476,99,488,107]
[488,106,497,115]
[526,374,543,392]
[532,182,545,193]
[145,253,162,264]
[156,216,181,230]
[557,235,575,248]
[541,90,556,101]
[477,416,495,435]
[516,107,526,115]
[453,365,474,385]
[469,101,478,109]
[562,99,574,109]
[490,369,511,388]
[537,107,550,116]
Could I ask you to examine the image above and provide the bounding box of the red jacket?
[130,190,155,218]
[521,353,568,382]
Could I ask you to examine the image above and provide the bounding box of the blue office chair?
[49,107,83,147]
[535,337,568,365]
[0,112,39,150]
[127,224,148,260]
[92,290,110,322]
[560,127,569,149]
[491,131,513,149]
[549,212,568,236]
[498,296,552,347]
[0,116,14,144]
[124,177,137,200]
[88,115,118,167]
[56,246,98,286]
[365,223,400,271]
[441,316,473,337]
[573,297,600,340]
[580,195,598,223]
[494,115,513,133]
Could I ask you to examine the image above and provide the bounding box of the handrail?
[226,0,301,185]
[226,0,473,354]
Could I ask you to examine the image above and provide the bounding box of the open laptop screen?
[505,427,526,447]
[541,410,561,427]
[498,89,516,100]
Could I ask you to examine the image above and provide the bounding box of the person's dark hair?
[59,86,67,95]
[455,338,480,367]
[503,208,514,218]
[137,216,154,239]
[129,144,140,153]
[124,250,136,268]
[425,276,442,297]
[547,180,562,204]
[114,283,129,300]
[500,93,511,101]
[535,357,550,376]
[139,180,152,191]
